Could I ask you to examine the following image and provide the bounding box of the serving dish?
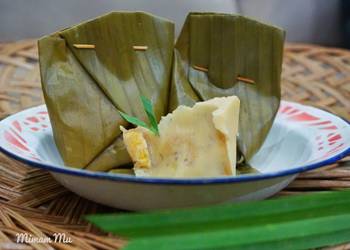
[0,101,349,210]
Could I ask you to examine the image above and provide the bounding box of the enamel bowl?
[0,101,349,211]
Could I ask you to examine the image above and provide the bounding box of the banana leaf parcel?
[171,13,285,161]
[38,12,285,171]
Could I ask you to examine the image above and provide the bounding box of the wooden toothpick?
[133,46,148,51]
[192,65,255,84]
[237,76,255,84]
[73,44,95,49]
[193,65,209,72]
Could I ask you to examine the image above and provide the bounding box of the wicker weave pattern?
[282,43,350,120]
[0,40,349,249]
[0,40,43,119]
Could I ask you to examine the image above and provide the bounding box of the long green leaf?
[87,190,350,249]
[123,218,350,250]
[87,190,350,237]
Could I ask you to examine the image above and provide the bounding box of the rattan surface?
[0,40,349,249]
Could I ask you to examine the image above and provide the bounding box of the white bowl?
[0,101,349,211]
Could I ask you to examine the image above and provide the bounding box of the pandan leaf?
[141,95,160,135]
[119,96,160,135]
[119,112,149,130]
[87,190,350,250]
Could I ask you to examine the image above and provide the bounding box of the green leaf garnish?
[140,96,159,135]
[119,96,159,135]
[119,112,149,130]
[87,189,350,250]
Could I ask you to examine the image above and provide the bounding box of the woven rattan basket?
[0,40,349,249]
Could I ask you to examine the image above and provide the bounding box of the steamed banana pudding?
[121,96,240,178]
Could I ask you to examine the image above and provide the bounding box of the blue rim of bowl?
[0,102,349,185]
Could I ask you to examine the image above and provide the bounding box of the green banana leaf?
[38,12,174,169]
[171,13,285,161]
[38,12,284,170]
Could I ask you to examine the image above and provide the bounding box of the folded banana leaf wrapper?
[38,12,285,171]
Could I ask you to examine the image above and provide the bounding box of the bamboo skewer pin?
[133,46,148,51]
[73,44,149,51]
[193,65,209,72]
[73,44,95,49]
[193,65,255,84]
[237,75,255,84]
